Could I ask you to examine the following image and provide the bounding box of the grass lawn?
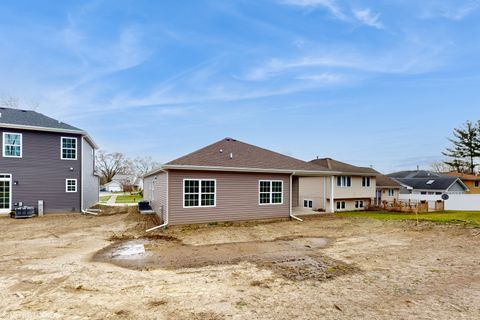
[337,211,480,226]
[99,196,111,202]
[115,193,143,204]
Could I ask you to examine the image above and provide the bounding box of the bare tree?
[430,161,450,173]
[0,95,39,110]
[131,156,161,176]
[95,151,131,184]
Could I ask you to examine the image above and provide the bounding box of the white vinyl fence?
[399,194,480,211]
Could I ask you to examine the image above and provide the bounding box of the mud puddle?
[93,236,357,281]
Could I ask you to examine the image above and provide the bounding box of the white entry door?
[0,174,12,214]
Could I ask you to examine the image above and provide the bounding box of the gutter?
[144,164,339,178]
[289,172,303,222]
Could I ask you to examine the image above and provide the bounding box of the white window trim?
[303,199,313,208]
[258,180,284,205]
[355,200,364,209]
[336,176,352,188]
[182,179,216,208]
[2,132,22,158]
[362,177,371,187]
[61,137,78,160]
[0,173,12,213]
[66,179,77,193]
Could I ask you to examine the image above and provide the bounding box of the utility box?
[38,200,44,216]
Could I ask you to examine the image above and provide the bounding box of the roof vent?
[230,153,233,159]
[219,149,223,153]
[426,180,435,185]
[225,137,236,142]
[0,112,2,118]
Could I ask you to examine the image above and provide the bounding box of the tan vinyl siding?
[297,176,327,212]
[329,176,376,199]
[143,171,168,221]
[378,188,400,202]
[168,170,290,225]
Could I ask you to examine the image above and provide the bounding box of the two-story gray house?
[0,107,99,214]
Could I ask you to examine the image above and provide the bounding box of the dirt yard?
[0,209,479,320]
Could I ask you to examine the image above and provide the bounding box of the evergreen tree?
[443,121,480,173]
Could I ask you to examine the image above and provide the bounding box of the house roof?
[0,107,82,131]
[392,177,466,191]
[444,172,480,181]
[0,107,98,148]
[148,138,335,176]
[310,158,378,175]
[376,174,402,188]
[388,170,440,179]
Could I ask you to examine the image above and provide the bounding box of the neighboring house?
[102,174,142,192]
[143,138,337,226]
[0,107,99,214]
[388,170,469,195]
[103,180,123,192]
[375,174,402,205]
[444,172,480,194]
[297,158,377,212]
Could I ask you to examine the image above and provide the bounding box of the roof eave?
[160,164,337,175]
[0,123,86,136]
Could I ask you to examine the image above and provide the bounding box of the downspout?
[146,170,169,232]
[330,175,335,213]
[80,137,84,212]
[289,172,303,222]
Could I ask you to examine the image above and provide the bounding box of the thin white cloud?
[419,1,480,21]
[281,0,384,28]
[352,8,383,29]
[242,39,447,82]
[280,0,347,20]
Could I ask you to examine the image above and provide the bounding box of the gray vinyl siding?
[81,138,99,209]
[143,171,168,221]
[168,170,290,225]
[448,181,467,193]
[0,128,82,212]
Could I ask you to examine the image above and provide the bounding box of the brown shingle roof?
[376,174,402,188]
[444,172,480,181]
[165,138,332,172]
[310,158,378,175]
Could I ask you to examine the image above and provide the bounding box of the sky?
[1,0,480,173]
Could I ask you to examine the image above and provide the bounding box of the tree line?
[440,120,480,174]
[95,151,161,185]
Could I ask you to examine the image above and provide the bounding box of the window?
[475,181,480,188]
[388,189,395,197]
[184,179,216,207]
[355,200,364,209]
[66,179,77,192]
[61,137,77,160]
[336,201,346,210]
[3,132,22,157]
[336,176,351,187]
[362,177,370,187]
[303,199,313,208]
[259,180,283,205]
[420,191,427,195]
